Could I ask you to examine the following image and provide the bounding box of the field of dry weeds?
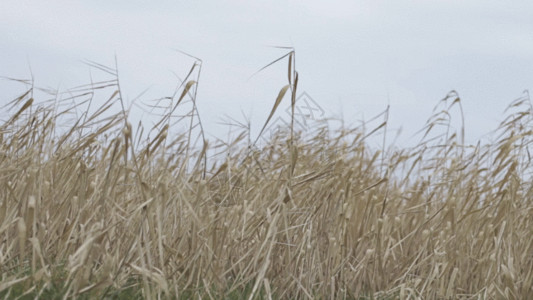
[1,54,532,299]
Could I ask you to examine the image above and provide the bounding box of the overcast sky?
[2,1,533,146]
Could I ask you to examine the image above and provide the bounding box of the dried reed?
[0,55,532,299]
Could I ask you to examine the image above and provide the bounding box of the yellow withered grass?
[0,54,532,299]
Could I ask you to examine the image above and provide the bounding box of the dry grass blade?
[6,97,33,125]
[249,51,292,79]
[174,80,197,110]
[254,84,290,145]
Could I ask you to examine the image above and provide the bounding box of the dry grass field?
[1,54,532,299]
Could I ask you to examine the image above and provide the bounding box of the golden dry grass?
[1,55,532,299]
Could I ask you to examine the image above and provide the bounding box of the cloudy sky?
[2,1,533,145]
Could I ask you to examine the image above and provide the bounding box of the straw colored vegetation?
[1,53,532,299]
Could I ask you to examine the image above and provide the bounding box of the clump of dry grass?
[1,55,532,299]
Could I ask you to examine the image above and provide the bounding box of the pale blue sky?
[2,1,533,145]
